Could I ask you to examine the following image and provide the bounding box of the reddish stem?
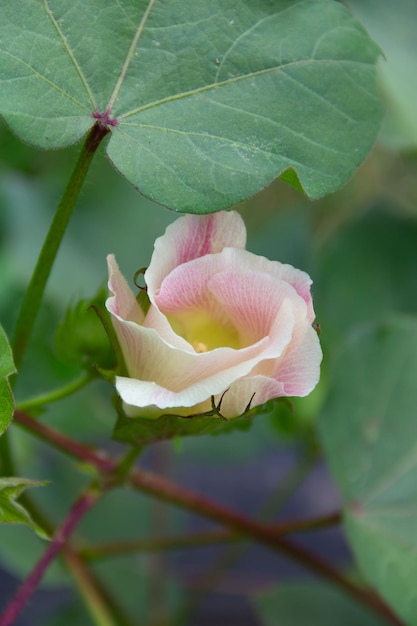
[0,489,99,626]
[129,469,404,625]
[12,411,404,626]
[80,512,342,560]
[14,411,115,473]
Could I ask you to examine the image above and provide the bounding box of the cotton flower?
[106,211,322,419]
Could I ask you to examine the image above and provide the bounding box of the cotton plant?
[0,1,414,625]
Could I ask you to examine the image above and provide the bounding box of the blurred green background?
[1,0,417,624]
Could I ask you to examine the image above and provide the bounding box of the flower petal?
[143,304,192,350]
[110,297,295,412]
[207,268,303,346]
[106,255,144,324]
[216,375,286,419]
[145,211,246,299]
[272,321,322,396]
[155,247,315,324]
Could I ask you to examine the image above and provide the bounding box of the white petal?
[216,376,286,419]
[111,297,295,411]
[106,254,144,324]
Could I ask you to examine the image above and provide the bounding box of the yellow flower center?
[168,310,240,351]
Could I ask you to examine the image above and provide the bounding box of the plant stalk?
[80,512,341,560]
[14,410,115,473]
[0,488,100,626]
[64,548,135,626]
[16,371,94,413]
[11,122,109,371]
[12,409,405,626]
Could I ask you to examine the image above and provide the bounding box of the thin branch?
[11,122,109,371]
[129,468,404,626]
[11,410,405,626]
[64,549,135,626]
[0,488,100,626]
[13,410,115,474]
[80,512,341,561]
[16,371,94,413]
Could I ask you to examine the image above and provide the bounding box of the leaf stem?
[0,487,100,626]
[130,468,404,626]
[11,410,405,626]
[11,122,109,371]
[79,512,341,561]
[258,446,317,520]
[106,0,158,113]
[13,410,116,473]
[64,548,135,626]
[16,371,94,413]
[0,436,15,477]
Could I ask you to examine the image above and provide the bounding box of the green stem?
[113,447,142,484]
[79,530,236,560]
[258,446,317,521]
[16,371,94,413]
[130,468,405,626]
[11,122,109,371]
[0,487,100,626]
[11,410,405,626]
[64,549,135,626]
[14,410,115,473]
[0,436,15,477]
[174,447,318,625]
[79,513,341,561]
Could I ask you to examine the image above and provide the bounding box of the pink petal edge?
[145,211,247,300]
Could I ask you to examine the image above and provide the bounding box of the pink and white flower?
[106,211,322,419]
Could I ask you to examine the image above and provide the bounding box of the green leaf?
[0,322,16,435]
[0,477,49,540]
[112,410,253,447]
[315,211,417,347]
[319,316,417,625]
[55,288,115,370]
[254,583,387,626]
[347,0,417,149]
[0,0,383,212]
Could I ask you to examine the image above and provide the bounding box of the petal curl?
[106,255,144,324]
[206,269,302,346]
[216,376,286,419]
[155,247,315,324]
[272,321,322,396]
[110,299,296,411]
[145,211,246,299]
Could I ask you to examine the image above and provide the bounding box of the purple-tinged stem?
[0,489,99,626]
[11,410,404,626]
[14,410,115,474]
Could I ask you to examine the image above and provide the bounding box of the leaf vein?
[116,127,205,196]
[280,68,356,123]
[118,58,374,121]
[201,95,353,156]
[117,123,336,179]
[0,49,90,112]
[215,0,307,81]
[43,0,97,110]
[113,0,137,29]
[106,0,158,113]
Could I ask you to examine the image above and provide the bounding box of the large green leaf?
[0,477,49,539]
[347,0,417,149]
[0,0,382,212]
[315,211,417,347]
[319,317,417,624]
[0,322,16,435]
[254,583,387,626]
